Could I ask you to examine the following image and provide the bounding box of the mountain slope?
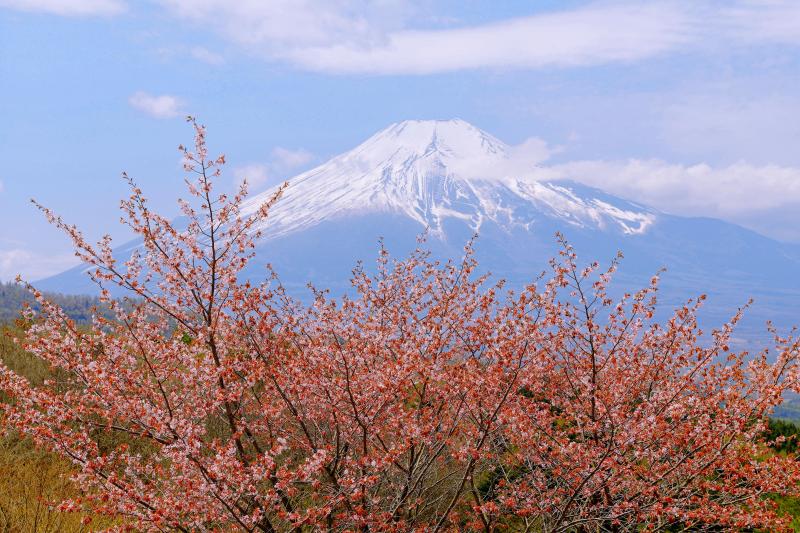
[38,119,800,337]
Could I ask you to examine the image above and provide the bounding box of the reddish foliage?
[2,120,800,532]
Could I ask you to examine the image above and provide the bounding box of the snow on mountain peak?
[361,119,508,162]
[240,119,656,240]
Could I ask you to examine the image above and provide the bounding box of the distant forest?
[0,282,101,324]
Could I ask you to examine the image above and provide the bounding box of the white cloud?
[529,158,800,239]
[451,137,560,181]
[233,147,315,191]
[157,0,413,51]
[128,91,185,119]
[0,0,125,16]
[0,180,4,194]
[156,1,691,74]
[286,4,693,74]
[271,147,314,171]
[149,1,800,75]
[8,1,800,73]
[0,248,79,282]
[233,163,270,190]
[12,1,800,73]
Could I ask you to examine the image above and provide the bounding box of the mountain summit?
[241,119,655,239]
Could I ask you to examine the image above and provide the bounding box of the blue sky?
[1,0,800,281]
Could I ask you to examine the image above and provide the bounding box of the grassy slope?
[0,324,117,531]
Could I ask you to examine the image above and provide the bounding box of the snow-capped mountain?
[40,119,800,337]
[241,119,655,240]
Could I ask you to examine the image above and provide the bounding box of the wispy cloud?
[0,248,79,282]
[0,0,126,16]
[233,147,315,191]
[287,4,693,74]
[128,91,185,119]
[157,0,413,51]
[271,147,314,171]
[233,163,271,190]
[449,137,560,182]
[9,1,800,73]
[150,1,800,75]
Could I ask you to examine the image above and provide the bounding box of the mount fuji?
[40,119,800,336]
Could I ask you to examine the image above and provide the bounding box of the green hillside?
[0,281,101,324]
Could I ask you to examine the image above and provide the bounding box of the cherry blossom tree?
[2,119,800,532]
